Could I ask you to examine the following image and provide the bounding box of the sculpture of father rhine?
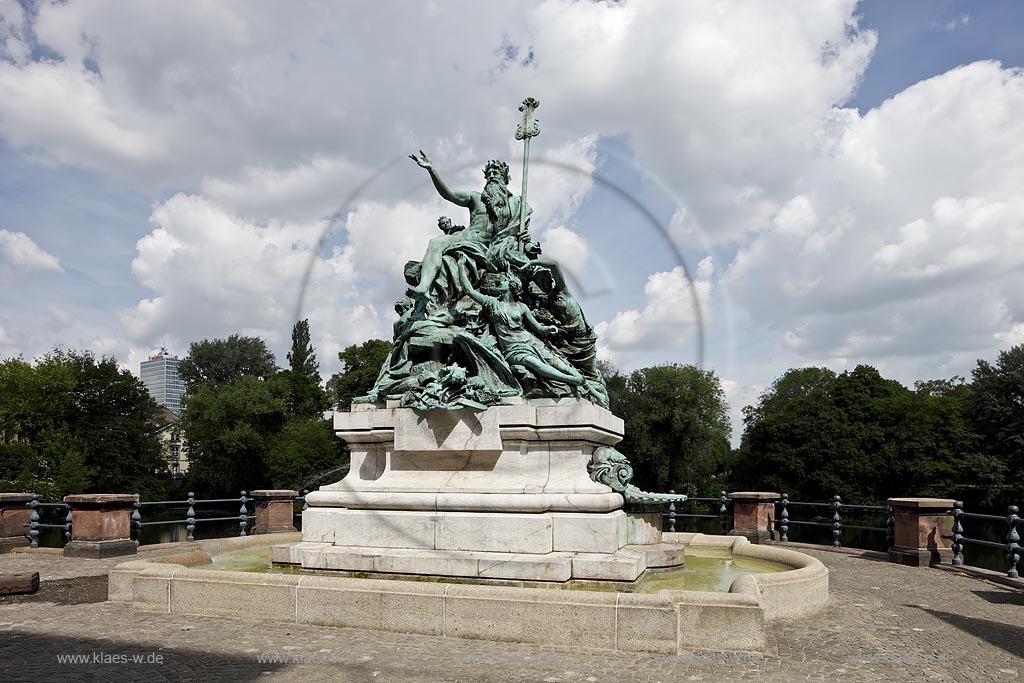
[282,99,685,585]
[358,97,609,410]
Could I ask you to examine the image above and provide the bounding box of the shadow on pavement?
[970,589,1024,606]
[916,606,1024,659]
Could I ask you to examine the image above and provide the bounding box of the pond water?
[206,545,787,593]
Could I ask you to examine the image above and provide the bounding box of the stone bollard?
[728,492,779,544]
[0,493,34,553]
[63,494,139,559]
[886,497,955,567]
[251,490,299,534]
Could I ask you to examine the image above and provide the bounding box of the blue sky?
[1,1,1023,442]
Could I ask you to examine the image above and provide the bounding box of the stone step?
[0,571,39,596]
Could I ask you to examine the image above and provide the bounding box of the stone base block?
[729,528,774,545]
[889,545,952,567]
[63,539,137,559]
[0,571,39,595]
[281,539,684,582]
[0,536,29,554]
[287,544,676,582]
[626,542,685,568]
[254,525,297,535]
[319,508,629,555]
[626,512,663,545]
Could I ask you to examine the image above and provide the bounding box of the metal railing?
[948,502,1021,579]
[130,491,254,545]
[24,495,71,548]
[774,494,895,549]
[664,491,731,534]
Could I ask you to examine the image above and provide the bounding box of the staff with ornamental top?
[514,97,540,241]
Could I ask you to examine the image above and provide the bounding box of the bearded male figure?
[407,152,532,299]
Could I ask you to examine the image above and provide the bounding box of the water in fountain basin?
[207,545,787,592]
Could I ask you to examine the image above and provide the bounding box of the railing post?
[63,494,139,558]
[887,497,956,567]
[832,495,843,548]
[63,505,72,544]
[779,493,789,542]
[186,492,196,542]
[1007,505,1020,579]
[131,498,142,546]
[719,490,729,534]
[950,501,964,566]
[251,490,299,534]
[28,495,40,549]
[301,490,310,513]
[727,492,778,544]
[0,493,34,553]
[238,491,248,536]
[667,490,677,533]
[885,504,895,549]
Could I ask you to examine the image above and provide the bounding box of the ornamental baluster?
[64,506,72,543]
[131,498,142,546]
[885,504,895,549]
[950,501,964,566]
[239,491,248,536]
[28,495,40,548]
[779,493,789,542]
[301,489,309,512]
[668,490,677,533]
[719,491,729,534]
[1006,504,1020,579]
[832,495,843,547]
[186,492,196,542]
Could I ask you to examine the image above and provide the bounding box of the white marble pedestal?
[273,399,684,581]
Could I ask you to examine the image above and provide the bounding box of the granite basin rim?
[109,532,826,654]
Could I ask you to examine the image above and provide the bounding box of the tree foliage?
[180,332,340,497]
[178,334,277,392]
[732,365,1002,504]
[287,319,320,381]
[605,363,731,496]
[327,339,393,410]
[970,345,1024,489]
[0,350,167,500]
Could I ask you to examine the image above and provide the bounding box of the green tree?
[265,418,346,490]
[0,350,166,500]
[610,364,731,496]
[733,365,993,504]
[178,334,277,392]
[276,369,330,418]
[327,339,393,410]
[742,366,836,429]
[287,319,320,381]
[970,344,1024,488]
[179,375,286,495]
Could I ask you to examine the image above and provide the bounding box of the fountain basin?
[109,531,827,653]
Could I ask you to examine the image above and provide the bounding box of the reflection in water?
[207,546,787,592]
[637,552,785,593]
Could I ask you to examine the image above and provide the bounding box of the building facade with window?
[140,348,186,415]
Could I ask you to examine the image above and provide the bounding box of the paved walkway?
[0,545,1020,682]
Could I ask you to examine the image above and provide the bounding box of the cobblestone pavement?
[0,547,1020,682]
[0,542,204,581]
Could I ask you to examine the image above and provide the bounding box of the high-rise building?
[140,348,186,415]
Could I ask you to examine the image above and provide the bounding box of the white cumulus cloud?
[0,229,63,272]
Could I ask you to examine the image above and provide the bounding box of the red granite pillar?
[728,492,779,544]
[0,493,33,553]
[251,490,298,534]
[63,494,138,558]
[887,497,955,567]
